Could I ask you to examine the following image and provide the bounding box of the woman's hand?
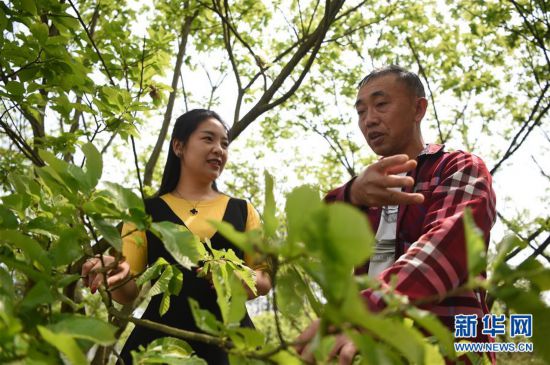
[81,255,130,293]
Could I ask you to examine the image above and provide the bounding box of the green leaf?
[326,202,374,267]
[263,171,277,237]
[463,209,486,277]
[29,23,49,46]
[149,264,173,298]
[227,327,265,350]
[151,221,201,269]
[81,142,102,190]
[48,316,117,345]
[168,266,183,296]
[20,281,55,310]
[0,205,18,229]
[275,266,311,318]
[131,337,207,364]
[208,220,251,252]
[50,228,84,266]
[188,298,224,335]
[5,81,25,96]
[136,257,169,286]
[37,326,87,365]
[406,307,455,360]
[0,229,51,270]
[285,185,322,252]
[91,217,122,251]
[160,292,171,316]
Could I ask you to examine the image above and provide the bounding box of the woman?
[81,109,271,364]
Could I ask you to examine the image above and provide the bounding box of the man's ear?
[415,97,428,123]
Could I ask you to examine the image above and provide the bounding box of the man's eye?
[377,102,387,107]
[357,110,365,115]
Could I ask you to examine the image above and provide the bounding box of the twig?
[68,0,116,86]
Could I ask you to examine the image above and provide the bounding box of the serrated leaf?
[136,257,169,285]
[160,292,171,316]
[149,264,173,298]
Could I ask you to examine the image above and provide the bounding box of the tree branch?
[490,82,550,174]
[229,0,346,141]
[406,37,445,143]
[143,6,197,187]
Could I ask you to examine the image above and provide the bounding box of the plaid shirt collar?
[417,143,445,159]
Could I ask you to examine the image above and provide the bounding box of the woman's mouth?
[207,159,222,169]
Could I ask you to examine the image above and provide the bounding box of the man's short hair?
[358,65,426,98]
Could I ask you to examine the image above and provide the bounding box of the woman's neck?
[173,174,218,201]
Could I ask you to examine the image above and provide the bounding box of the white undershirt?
[368,173,405,278]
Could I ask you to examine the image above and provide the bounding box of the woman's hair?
[157,109,228,196]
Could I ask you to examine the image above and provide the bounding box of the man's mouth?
[368,132,385,143]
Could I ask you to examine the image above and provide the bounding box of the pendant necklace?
[173,190,201,215]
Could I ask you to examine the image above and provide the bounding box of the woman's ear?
[172,139,183,158]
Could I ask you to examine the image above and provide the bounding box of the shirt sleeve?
[361,152,496,311]
[244,202,267,270]
[121,222,148,275]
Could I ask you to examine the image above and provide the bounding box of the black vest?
[120,196,253,365]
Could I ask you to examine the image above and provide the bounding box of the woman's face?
[177,118,229,183]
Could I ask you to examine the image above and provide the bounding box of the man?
[296,66,496,364]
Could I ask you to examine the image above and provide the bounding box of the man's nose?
[362,110,380,129]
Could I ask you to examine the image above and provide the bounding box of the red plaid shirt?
[325,144,497,363]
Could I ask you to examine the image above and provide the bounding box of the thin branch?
[508,0,550,71]
[68,0,116,86]
[531,155,550,180]
[406,37,445,143]
[143,6,197,186]
[0,107,45,166]
[4,50,44,79]
[229,0,346,141]
[490,82,550,174]
[111,310,231,348]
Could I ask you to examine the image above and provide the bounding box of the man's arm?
[362,152,496,310]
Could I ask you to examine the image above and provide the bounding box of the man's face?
[355,74,424,157]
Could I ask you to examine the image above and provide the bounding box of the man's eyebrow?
[370,90,386,98]
[355,90,387,107]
